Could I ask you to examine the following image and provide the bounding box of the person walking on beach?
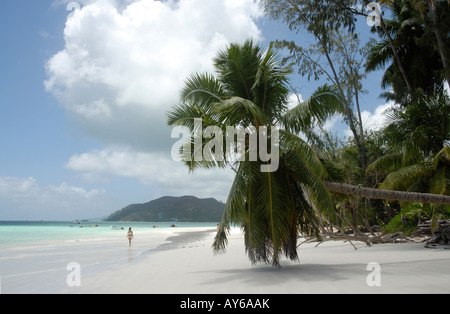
[127,227,134,246]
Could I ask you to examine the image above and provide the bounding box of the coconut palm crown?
[167,40,344,266]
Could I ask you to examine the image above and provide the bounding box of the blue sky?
[0,0,386,220]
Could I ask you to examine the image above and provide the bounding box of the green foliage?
[165,0,450,263]
[167,40,344,266]
[367,0,449,102]
[383,203,423,235]
[367,93,450,199]
[383,203,450,234]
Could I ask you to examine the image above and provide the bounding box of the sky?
[0,0,389,221]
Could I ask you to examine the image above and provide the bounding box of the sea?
[0,220,218,249]
[0,220,218,293]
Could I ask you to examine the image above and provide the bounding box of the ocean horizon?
[0,220,218,249]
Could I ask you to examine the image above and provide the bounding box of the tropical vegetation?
[167,0,450,266]
[168,40,345,266]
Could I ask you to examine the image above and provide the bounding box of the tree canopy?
[167,0,450,266]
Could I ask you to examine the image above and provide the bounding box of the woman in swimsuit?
[127,227,134,246]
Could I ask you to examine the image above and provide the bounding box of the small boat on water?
[111,226,124,230]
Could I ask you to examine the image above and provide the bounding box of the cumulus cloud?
[45,0,263,152]
[44,0,263,201]
[0,177,109,220]
[66,148,234,202]
[342,101,397,138]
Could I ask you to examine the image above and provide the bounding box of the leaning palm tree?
[167,40,345,266]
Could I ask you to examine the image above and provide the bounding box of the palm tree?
[366,93,450,206]
[167,40,345,266]
[368,0,445,102]
[377,0,450,87]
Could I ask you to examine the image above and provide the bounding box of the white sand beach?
[1,226,449,294]
[60,227,450,294]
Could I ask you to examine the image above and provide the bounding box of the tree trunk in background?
[324,182,450,205]
[379,16,414,94]
[429,1,450,87]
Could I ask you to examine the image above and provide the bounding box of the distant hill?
[104,195,225,222]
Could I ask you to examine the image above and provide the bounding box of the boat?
[111,226,124,230]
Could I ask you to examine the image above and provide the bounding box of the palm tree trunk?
[378,15,414,94]
[324,181,450,205]
[429,1,450,87]
[338,3,414,93]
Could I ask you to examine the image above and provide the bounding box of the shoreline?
[2,226,450,294]
[0,226,215,294]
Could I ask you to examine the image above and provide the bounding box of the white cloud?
[66,148,234,202]
[45,0,264,201]
[286,93,304,110]
[44,0,262,202]
[45,0,263,152]
[0,177,109,220]
[322,114,344,133]
[361,101,396,132]
[341,101,397,138]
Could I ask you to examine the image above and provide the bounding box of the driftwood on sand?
[422,219,450,248]
[299,212,450,250]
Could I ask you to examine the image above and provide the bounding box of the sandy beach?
[56,227,450,294]
[1,225,449,295]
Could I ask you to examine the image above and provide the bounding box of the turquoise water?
[0,220,219,293]
[0,221,218,249]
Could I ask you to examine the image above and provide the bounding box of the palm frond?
[213,160,258,253]
[281,84,345,134]
[279,131,335,219]
[366,40,392,72]
[379,162,434,191]
[214,39,262,100]
[252,43,293,120]
[167,72,226,129]
[212,96,266,126]
[366,153,404,173]
[178,134,229,172]
[434,146,450,169]
[181,72,225,105]
[429,165,450,195]
[279,130,327,179]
